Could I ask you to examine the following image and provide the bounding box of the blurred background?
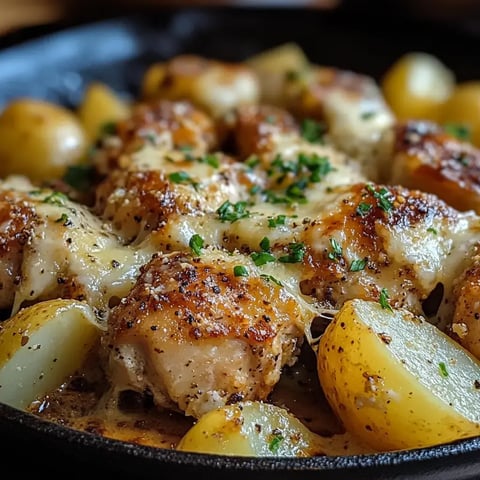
[2,0,480,36]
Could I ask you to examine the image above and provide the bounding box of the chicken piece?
[450,254,480,359]
[93,99,218,175]
[94,147,261,243]
[140,55,260,118]
[0,189,37,309]
[282,66,395,181]
[103,248,314,419]
[298,182,480,330]
[390,120,480,214]
[223,104,300,159]
[0,180,155,318]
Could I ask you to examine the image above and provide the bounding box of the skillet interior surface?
[1,7,480,479]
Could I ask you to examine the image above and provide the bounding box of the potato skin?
[317,299,480,451]
[0,99,87,181]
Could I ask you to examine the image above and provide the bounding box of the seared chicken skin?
[103,248,312,419]
[390,121,480,214]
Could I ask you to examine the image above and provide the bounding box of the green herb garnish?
[268,433,284,453]
[268,215,286,228]
[444,123,471,142]
[63,164,95,192]
[439,362,449,377]
[189,234,204,256]
[278,242,306,264]
[250,251,276,266]
[217,200,251,223]
[300,118,326,144]
[349,258,367,272]
[366,184,393,213]
[327,238,343,262]
[260,274,283,286]
[379,288,393,312]
[233,265,249,277]
[356,202,372,217]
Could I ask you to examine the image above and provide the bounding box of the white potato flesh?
[246,43,310,105]
[0,299,103,410]
[176,400,372,457]
[317,299,480,451]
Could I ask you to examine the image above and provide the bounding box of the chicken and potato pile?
[1,43,480,457]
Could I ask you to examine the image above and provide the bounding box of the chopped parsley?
[55,213,71,226]
[245,155,260,169]
[251,251,276,266]
[263,153,333,205]
[199,153,220,168]
[99,121,117,137]
[189,234,204,256]
[259,236,271,252]
[427,227,438,235]
[43,191,68,206]
[260,274,283,286]
[278,242,306,264]
[438,362,449,377]
[268,433,284,453]
[63,164,95,192]
[366,184,393,213]
[327,238,343,262]
[268,215,286,228]
[349,258,367,272]
[169,171,196,185]
[356,202,372,217]
[379,288,393,312]
[300,118,326,144]
[444,123,471,142]
[217,200,251,223]
[249,185,261,195]
[360,111,377,120]
[233,265,249,277]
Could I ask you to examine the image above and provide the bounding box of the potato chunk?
[177,400,372,457]
[317,299,480,451]
[0,299,103,410]
[0,99,87,181]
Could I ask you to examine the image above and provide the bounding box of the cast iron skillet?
[1,7,480,479]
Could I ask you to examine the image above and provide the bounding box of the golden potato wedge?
[177,400,372,457]
[141,62,166,100]
[77,82,130,142]
[381,52,455,122]
[0,98,87,181]
[317,299,480,451]
[0,299,103,410]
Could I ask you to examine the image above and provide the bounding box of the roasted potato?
[441,81,480,148]
[381,52,455,122]
[317,299,480,451]
[246,42,310,105]
[77,82,130,142]
[177,400,372,457]
[0,299,103,410]
[0,99,87,181]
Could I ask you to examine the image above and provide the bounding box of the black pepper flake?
[111,259,120,268]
